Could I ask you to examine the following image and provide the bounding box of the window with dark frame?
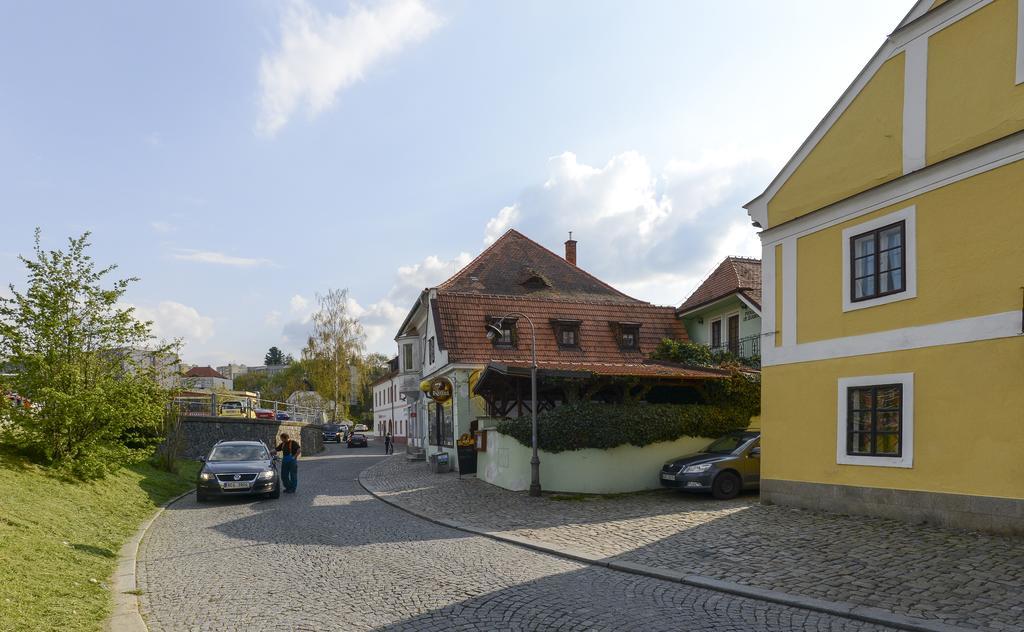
[711,320,722,349]
[851,221,905,302]
[847,384,903,457]
[428,337,435,364]
[489,318,517,348]
[554,322,580,349]
[618,324,640,350]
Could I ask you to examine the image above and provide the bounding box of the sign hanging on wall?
[421,376,453,403]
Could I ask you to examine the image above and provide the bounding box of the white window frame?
[836,372,914,469]
[841,205,917,312]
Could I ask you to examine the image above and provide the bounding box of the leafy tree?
[0,231,169,478]
[302,289,365,421]
[264,346,285,366]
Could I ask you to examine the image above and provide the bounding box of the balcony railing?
[709,334,761,366]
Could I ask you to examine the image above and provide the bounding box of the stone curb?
[105,488,194,632]
[357,468,973,632]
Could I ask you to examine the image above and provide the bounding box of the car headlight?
[682,463,712,474]
[258,470,275,480]
[199,471,217,481]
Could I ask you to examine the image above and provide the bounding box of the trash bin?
[428,452,451,474]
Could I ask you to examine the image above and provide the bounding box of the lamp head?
[485,322,503,340]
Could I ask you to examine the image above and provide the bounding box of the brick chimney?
[564,232,577,266]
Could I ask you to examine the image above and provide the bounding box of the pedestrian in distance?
[275,432,301,493]
[384,431,393,455]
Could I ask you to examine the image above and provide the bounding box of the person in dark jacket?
[384,431,393,455]
[275,433,301,493]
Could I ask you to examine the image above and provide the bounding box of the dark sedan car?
[196,440,280,502]
[347,432,368,448]
[659,431,760,500]
[322,423,344,443]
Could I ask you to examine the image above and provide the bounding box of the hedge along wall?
[496,402,754,454]
[478,428,713,494]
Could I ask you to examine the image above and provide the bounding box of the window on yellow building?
[847,384,902,457]
[850,221,905,302]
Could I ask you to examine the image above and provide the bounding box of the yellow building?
[746,0,1024,534]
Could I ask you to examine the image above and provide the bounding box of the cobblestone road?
[138,440,892,631]
[362,457,1024,632]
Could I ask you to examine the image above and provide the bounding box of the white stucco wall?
[477,429,714,494]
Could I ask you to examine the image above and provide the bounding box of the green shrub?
[496,401,753,453]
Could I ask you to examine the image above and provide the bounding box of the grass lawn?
[0,447,198,632]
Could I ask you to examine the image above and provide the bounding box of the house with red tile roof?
[676,257,763,365]
[392,229,732,469]
[183,365,232,391]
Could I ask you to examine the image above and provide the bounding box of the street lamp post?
[486,312,541,497]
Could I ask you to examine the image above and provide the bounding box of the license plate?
[222,481,250,489]
[661,473,676,481]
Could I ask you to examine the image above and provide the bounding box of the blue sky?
[0,0,917,366]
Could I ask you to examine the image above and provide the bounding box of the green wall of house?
[680,295,761,351]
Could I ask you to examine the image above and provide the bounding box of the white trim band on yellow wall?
[759,131,1024,246]
[761,311,1021,367]
[782,237,797,347]
[1017,0,1024,85]
[902,37,928,174]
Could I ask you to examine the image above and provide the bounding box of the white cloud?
[338,252,471,354]
[127,301,216,345]
[479,148,772,306]
[483,204,519,245]
[150,220,175,233]
[289,294,309,314]
[172,250,273,267]
[257,0,442,137]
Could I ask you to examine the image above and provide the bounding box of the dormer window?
[612,321,641,351]
[487,317,517,348]
[551,319,581,349]
[519,267,552,291]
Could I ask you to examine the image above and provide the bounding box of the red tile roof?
[184,366,228,379]
[438,229,640,303]
[489,360,730,380]
[434,292,688,368]
[677,257,762,314]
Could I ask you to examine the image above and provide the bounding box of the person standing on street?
[384,431,393,455]
[275,433,301,493]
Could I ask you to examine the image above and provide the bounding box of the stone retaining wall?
[178,416,324,459]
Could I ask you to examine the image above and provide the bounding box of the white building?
[216,363,249,380]
[371,357,408,443]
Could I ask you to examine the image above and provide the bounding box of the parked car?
[347,433,368,448]
[254,408,275,420]
[219,401,254,418]
[659,430,761,500]
[353,424,369,432]
[276,411,291,421]
[322,423,344,443]
[196,440,280,502]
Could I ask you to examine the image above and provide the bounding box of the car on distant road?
[659,430,760,500]
[276,411,291,421]
[196,440,280,502]
[219,401,254,418]
[353,424,369,432]
[322,423,344,443]
[347,433,368,448]
[254,409,275,420]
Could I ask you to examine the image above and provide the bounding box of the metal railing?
[709,334,761,365]
[171,393,326,423]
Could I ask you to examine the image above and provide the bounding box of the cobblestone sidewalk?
[361,456,1024,632]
